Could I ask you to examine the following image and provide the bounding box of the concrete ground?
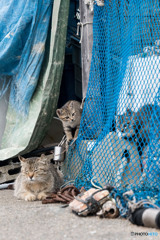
[0,190,159,240]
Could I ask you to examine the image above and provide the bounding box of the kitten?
[14,154,63,201]
[116,104,160,155]
[56,100,82,144]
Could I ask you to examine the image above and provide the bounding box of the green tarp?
[0,0,70,160]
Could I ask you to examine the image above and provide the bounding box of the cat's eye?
[72,113,75,116]
[65,117,69,119]
[34,169,38,172]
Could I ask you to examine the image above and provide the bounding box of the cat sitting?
[14,154,63,201]
[56,100,82,145]
[116,104,160,155]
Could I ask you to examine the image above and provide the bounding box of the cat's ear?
[38,154,46,163]
[40,154,47,160]
[18,155,26,162]
[69,101,74,109]
[40,154,53,164]
[56,109,62,117]
[40,154,51,163]
[80,97,85,109]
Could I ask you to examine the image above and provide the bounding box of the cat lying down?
[14,154,63,201]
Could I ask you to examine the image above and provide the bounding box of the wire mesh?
[63,0,160,205]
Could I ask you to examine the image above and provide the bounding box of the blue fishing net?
[63,0,160,207]
[0,0,53,114]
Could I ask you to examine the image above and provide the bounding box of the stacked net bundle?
[63,0,160,206]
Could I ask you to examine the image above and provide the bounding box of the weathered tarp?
[0,0,53,114]
[0,0,70,160]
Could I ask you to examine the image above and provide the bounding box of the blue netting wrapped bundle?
[63,0,160,205]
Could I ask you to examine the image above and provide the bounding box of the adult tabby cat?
[14,154,63,201]
[56,100,82,144]
[116,104,160,155]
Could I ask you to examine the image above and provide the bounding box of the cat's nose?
[29,173,34,180]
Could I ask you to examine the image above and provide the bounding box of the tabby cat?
[14,154,63,201]
[56,100,82,144]
[116,104,160,155]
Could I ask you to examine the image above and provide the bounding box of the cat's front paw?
[67,137,73,144]
[24,193,36,201]
[37,192,47,200]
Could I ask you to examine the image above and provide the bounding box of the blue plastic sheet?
[0,0,53,113]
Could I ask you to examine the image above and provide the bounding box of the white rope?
[77,21,93,44]
[58,135,67,147]
[54,136,78,158]
[123,190,160,213]
[91,177,103,189]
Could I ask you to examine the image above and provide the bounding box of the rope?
[60,180,75,190]
[77,21,93,44]
[115,189,160,217]
[58,135,67,147]
[53,136,78,158]
[91,177,103,189]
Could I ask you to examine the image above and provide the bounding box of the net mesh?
[63,0,160,206]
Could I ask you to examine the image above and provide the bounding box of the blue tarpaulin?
[0,0,53,113]
[0,0,70,161]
